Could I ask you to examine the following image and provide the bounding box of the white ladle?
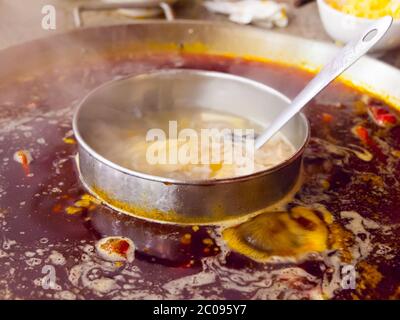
[255,16,393,149]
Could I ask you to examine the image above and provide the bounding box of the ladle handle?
[255,16,393,149]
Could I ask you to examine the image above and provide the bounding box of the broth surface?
[88,108,296,180]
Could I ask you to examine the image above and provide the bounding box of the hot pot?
[1,19,400,300]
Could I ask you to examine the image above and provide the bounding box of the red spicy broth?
[0,52,399,299]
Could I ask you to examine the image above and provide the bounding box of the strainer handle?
[255,16,393,149]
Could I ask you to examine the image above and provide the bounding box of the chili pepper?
[13,150,32,176]
[322,113,333,123]
[352,125,371,145]
[111,239,130,257]
[368,106,397,127]
[100,238,130,258]
[96,237,135,262]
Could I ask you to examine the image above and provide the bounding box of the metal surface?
[255,16,393,149]
[73,69,309,224]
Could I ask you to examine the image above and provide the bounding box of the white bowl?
[317,0,400,52]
